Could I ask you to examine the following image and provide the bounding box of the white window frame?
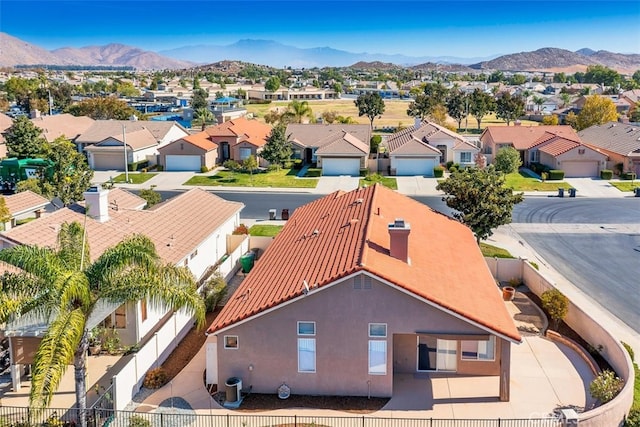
[368,323,387,338]
[460,152,472,163]
[297,321,316,336]
[298,338,316,373]
[530,150,539,163]
[224,335,239,349]
[461,336,495,361]
[368,340,387,375]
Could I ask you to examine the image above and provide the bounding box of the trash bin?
[269,209,276,220]
[635,188,640,198]
[569,188,576,198]
[281,208,290,220]
[225,377,242,403]
[240,252,255,273]
[558,188,564,198]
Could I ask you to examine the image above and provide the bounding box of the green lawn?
[610,181,639,192]
[304,168,322,178]
[480,243,514,258]
[504,172,572,191]
[249,224,284,237]
[360,174,398,190]
[634,362,640,411]
[112,173,157,184]
[183,168,318,188]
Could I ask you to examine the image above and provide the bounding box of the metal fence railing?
[0,406,562,427]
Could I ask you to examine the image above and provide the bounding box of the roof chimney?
[388,218,410,263]
[83,186,110,222]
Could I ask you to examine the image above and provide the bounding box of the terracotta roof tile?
[3,191,49,216]
[205,117,271,147]
[1,188,243,266]
[0,113,13,131]
[171,131,217,152]
[30,114,95,142]
[538,138,596,156]
[482,125,580,150]
[208,185,520,343]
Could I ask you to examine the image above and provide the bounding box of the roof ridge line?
[359,184,378,267]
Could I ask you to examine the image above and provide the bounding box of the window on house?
[224,336,238,349]
[369,323,387,337]
[104,304,127,329]
[530,150,539,163]
[368,340,386,374]
[140,299,147,322]
[298,338,316,372]
[298,321,315,336]
[461,336,495,361]
[460,152,472,163]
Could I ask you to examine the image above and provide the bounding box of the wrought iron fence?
[0,406,562,427]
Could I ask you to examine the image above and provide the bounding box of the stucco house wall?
[158,141,218,170]
[539,147,607,171]
[215,273,503,398]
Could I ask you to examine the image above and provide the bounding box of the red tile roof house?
[386,120,480,176]
[0,187,244,392]
[286,124,371,176]
[76,120,190,170]
[578,121,640,176]
[480,125,607,177]
[203,117,272,166]
[206,185,521,402]
[157,131,218,171]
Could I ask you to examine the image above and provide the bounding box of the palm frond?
[0,245,63,281]
[56,271,92,315]
[57,221,90,272]
[29,308,85,408]
[0,272,60,324]
[86,234,158,292]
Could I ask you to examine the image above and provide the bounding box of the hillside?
[0,32,68,67]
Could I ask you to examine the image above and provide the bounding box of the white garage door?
[93,153,126,171]
[166,155,201,171]
[322,158,360,176]
[395,158,437,176]
[561,161,599,178]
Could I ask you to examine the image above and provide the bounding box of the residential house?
[1,190,49,231]
[158,131,218,171]
[76,120,190,170]
[286,124,371,175]
[386,120,479,176]
[30,113,95,143]
[206,185,521,401]
[481,125,607,177]
[578,122,640,175]
[1,187,244,391]
[210,96,248,123]
[247,86,338,101]
[574,95,631,115]
[204,117,272,165]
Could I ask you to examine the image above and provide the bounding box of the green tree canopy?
[66,97,138,120]
[0,223,205,426]
[446,90,468,130]
[4,115,47,158]
[583,65,622,87]
[283,100,314,123]
[139,187,162,208]
[261,124,292,168]
[469,89,495,130]
[436,165,524,243]
[191,88,209,111]
[494,146,522,174]
[44,136,94,205]
[495,92,525,126]
[576,95,618,130]
[264,76,281,92]
[355,92,385,129]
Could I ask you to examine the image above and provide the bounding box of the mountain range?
[1,32,639,73]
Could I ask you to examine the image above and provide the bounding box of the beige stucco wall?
[215,273,499,398]
[159,140,218,169]
[538,147,607,171]
[232,141,259,161]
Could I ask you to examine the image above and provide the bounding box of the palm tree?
[560,92,572,108]
[532,96,545,113]
[194,107,215,131]
[283,100,314,123]
[0,222,205,427]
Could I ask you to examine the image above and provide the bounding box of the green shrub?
[529,261,539,270]
[292,159,303,170]
[223,160,241,171]
[445,161,454,171]
[548,169,565,180]
[622,341,635,362]
[359,168,369,177]
[201,272,228,312]
[200,165,209,173]
[541,288,569,330]
[127,160,149,172]
[590,370,624,404]
[156,164,164,171]
[267,164,281,172]
[530,162,551,175]
[433,166,444,177]
[283,160,294,169]
[600,169,613,180]
[370,135,382,153]
[128,414,152,427]
[143,368,168,389]
[626,408,640,426]
[622,172,637,180]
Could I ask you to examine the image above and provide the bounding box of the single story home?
[30,113,95,143]
[578,122,640,176]
[84,128,157,170]
[158,131,218,171]
[205,117,272,165]
[1,190,49,231]
[286,124,371,176]
[206,185,521,401]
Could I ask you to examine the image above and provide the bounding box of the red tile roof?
[538,138,599,157]
[179,131,217,152]
[205,117,271,147]
[1,188,243,266]
[208,185,521,343]
[482,126,580,150]
[3,191,49,216]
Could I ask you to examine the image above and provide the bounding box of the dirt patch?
[160,311,218,381]
[227,393,388,413]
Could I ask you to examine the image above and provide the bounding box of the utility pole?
[123,125,129,183]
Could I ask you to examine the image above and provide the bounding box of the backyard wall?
[486,257,635,427]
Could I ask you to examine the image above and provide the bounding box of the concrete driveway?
[395,176,441,196]
[315,176,360,194]
[564,178,627,198]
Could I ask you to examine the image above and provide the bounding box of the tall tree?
[532,96,545,113]
[191,89,209,111]
[0,223,205,427]
[44,136,94,205]
[66,97,138,120]
[576,95,618,130]
[261,124,292,168]
[469,89,495,130]
[559,93,572,108]
[406,93,432,119]
[495,92,525,126]
[194,107,214,131]
[4,115,47,158]
[436,166,524,243]
[283,100,314,123]
[446,90,468,130]
[264,76,281,92]
[355,92,385,129]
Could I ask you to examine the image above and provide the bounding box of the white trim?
[297,337,316,373]
[461,336,496,361]
[368,339,387,375]
[224,335,239,349]
[368,323,387,338]
[297,321,316,336]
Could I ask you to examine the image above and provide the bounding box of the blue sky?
[1,0,639,58]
